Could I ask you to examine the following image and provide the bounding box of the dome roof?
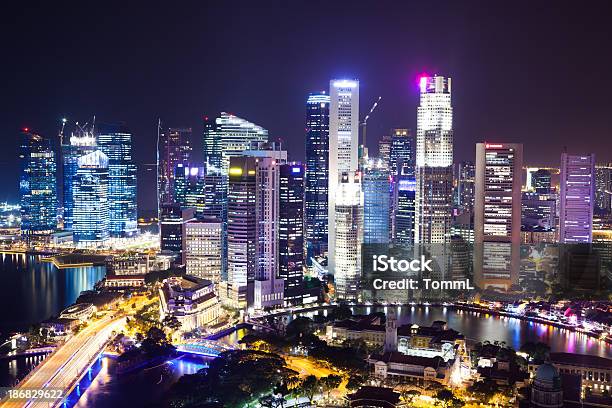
[535,362,560,382]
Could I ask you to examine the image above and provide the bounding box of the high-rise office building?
[328,79,360,276]
[363,168,390,244]
[521,192,556,231]
[415,75,453,246]
[531,169,552,194]
[226,157,258,307]
[158,127,192,205]
[334,172,364,301]
[474,143,523,290]
[304,92,330,261]
[183,219,223,284]
[454,161,476,214]
[73,150,110,246]
[19,130,57,237]
[559,153,595,243]
[160,203,195,258]
[595,163,612,214]
[389,128,415,179]
[378,134,392,171]
[61,125,96,231]
[97,124,137,238]
[394,176,416,245]
[174,164,206,214]
[253,156,285,310]
[203,113,268,175]
[279,163,305,305]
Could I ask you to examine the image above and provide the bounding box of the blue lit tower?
[73,150,110,246]
[97,123,137,238]
[279,163,305,305]
[363,167,390,244]
[61,123,96,231]
[304,92,330,262]
[19,129,57,237]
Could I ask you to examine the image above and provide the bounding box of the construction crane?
[58,117,68,145]
[361,96,382,147]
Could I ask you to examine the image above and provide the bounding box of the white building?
[559,153,595,243]
[415,75,453,246]
[334,171,363,301]
[183,219,223,284]
[159,276,220,333]
[328,79,360,277]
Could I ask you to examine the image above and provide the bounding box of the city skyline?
[3,2,612,212]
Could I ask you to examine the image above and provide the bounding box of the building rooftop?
[348,386,400,407]
[549,352,612,370]
[370,351,445,368]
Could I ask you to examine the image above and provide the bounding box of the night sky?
[2,1,612,213]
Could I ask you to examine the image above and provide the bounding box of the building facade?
[20,130,57,238]
[183,219,223,284]
[328,79,360,276]
[158,127,192,205]
[559,153,595,243]
[73,150,110,246]
[97,124,137,238]
[304,92,330,261]
[474,143,523,290]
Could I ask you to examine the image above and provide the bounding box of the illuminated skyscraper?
[328,79,360,276]
[304,92,330,261]
[97,124,137,238]
[595,163,612,214]
[279,163,305,305]
[202,113,268,175]
[19,129,57,237]
[61,125,96,231]
[158,127,192,205]
[454,161,476,214]
[378,134,392,171]
[531,169,552,194]
[226,157,258,307]
[73,150,110,246]
[183,219,223,284]
[474,143,523,290]
[415,75,453,246]
[389,128,415,179]
[394,176,416,244]
[160,203,195,257]
[559,153,595,243]
[334,172,363,301]
[363,168,390,244]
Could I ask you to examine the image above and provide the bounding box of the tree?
[401,389,420,406]
[435,389,463,408]
[162,315,182,332]
[298,375,319,403]
[321,374,342,398]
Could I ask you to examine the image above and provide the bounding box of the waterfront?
[0,253,106,333]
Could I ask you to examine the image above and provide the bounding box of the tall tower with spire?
[384,308,398,352]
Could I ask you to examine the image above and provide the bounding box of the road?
[0,314,127,408]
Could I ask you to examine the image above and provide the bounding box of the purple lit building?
[559,153,595,243]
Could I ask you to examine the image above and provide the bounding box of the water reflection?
[0,253,106,333]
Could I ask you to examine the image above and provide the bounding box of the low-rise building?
[347,386,400,408]
[368,351,449,385]
[159,276,220,333]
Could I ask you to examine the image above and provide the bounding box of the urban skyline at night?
[1,2,612,408]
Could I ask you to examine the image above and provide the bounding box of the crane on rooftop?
[361,96,382,147]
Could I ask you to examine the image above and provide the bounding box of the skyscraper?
[304,92,330,262]
[160,203,195,257]
[202,113,268,175]
[595,163,612,214]
[183,219,223,284]
[531,169,552,194]
[389,128,415,179]
[158,127,192,205]
[73,150,110,246]
[378,134,392,171]
[334,172,364,301]
[279,163,305,305]
[61,124,96,231]
[415,75,453,246]
[559,153,595,243]
[97,124,137,238]
[454,161,476,214]
[226,156,258,307]
[474,143,523,290]
[174,164,206,214]
[19,130,57,237]
[328,79,360,276]
[394,176,416,244]
[363,168,390,244]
